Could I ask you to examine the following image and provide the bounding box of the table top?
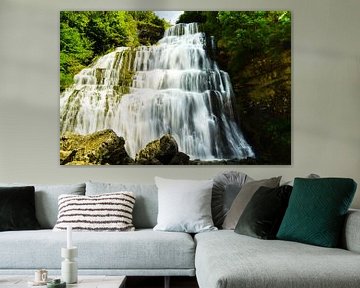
[0,275,126,288]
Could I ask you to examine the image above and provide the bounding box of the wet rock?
[135,134,190,165]
[60,149,77,165]
[169,152,190,165]
[60,129,134,165]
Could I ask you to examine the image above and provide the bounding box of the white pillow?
[154,177,217,233]
[53,192,135,231]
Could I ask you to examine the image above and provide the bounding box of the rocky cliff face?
[60,130,190,165]
[60,129,134,165]
[232,50,291,164]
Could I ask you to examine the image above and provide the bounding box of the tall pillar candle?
[67,226,72,249]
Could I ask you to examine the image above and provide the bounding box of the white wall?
[0,0,359,208]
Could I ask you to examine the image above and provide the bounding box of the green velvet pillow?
[276,178,357,247]
[0,186,41,231]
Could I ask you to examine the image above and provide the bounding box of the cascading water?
[60,22,255,160]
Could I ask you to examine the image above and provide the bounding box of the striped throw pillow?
[53,192,136,231]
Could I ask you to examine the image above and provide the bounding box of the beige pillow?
[222,177,281,230]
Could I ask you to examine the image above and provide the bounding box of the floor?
[126,276,199,288]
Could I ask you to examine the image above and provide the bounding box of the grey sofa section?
[195,228,360,288]
[0,181,197,278]
[0,229,195,276]
[0,181,359,288]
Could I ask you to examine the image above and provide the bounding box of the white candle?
[67,225,72,249]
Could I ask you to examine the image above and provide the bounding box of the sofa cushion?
[212,171,252,228]
[0,183,86,229]
[0,229,195,272]
[342,209,360,253]
[234,185,292,239]
[222,176,281,229]
[53,192,136,231]
[86,182,158,229]
[153,177,216,233]
[0,186,40,231]
[195,230,360,288]
[277,178,357,247]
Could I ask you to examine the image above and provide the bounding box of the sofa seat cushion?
[195,230,360,288]
[0,229,195,271]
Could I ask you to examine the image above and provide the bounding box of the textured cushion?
[195,230,360,288]
[0,186,40,231]
[212,171,252,228]
[0,183,85,228]
[53,192,135,231]
[154,177,216,233]
[277,178,357,248]
[86,182,157,229]
[222,176,281,229]
[235,185,292,239]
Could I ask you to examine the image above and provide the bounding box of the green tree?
[217,11,291,56]
[177,11,207,24]
[60,22,93,90]
[60,11,168,92]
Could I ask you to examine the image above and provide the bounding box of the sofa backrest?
[86,181,158,229]
[0,183,86,229]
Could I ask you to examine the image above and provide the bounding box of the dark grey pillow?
[235,185,292,239]
[212,171,252,228]
[0,183,86,228]
[223,176,282,230]
[0,186,41,231]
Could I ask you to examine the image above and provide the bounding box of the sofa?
[0,177,359,288]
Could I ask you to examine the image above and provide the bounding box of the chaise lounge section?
[195,215,360,288]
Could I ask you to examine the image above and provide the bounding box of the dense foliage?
[178,11,291,164]
[60,11,168,91]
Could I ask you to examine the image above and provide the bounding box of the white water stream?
[60,23,254,160]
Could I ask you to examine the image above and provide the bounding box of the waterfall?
[60,22,255,161]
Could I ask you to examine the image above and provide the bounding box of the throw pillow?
[212,171,252,228]
[153,177,217,233]
[222,176,281,230]
[234,185,293,239]
[86,181,158,229]
[53,192,136,231]
[0,186,41,231]
[277,178,357,247]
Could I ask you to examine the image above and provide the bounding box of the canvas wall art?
[60,11,291,165]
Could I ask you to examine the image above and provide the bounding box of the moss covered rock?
[135,134,189,165]
[60,129,134,165]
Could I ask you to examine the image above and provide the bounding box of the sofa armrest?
[342,209,360,253]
